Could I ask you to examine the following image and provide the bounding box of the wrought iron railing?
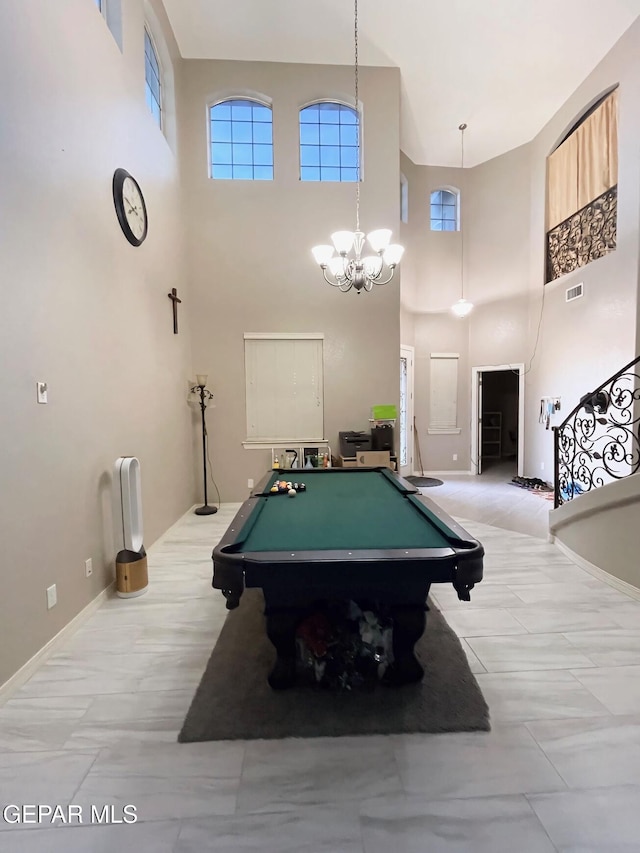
[546,186,617,283]
[553,355,640,508]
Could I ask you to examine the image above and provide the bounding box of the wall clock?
[112,168,148,246]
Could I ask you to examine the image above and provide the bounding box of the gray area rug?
[406,475,444,487]
[178,589,490,741]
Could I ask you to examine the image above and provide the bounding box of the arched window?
[144,28,162,127]
[299,102,359,182]
[430,189,459,231]
[209,99,273,180]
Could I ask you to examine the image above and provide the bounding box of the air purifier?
[114,456,148,598]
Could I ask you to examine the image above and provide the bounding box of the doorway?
[471,364,524,477]
[399,346,414,477]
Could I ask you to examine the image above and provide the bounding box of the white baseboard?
[413,470,473,477]
[553,539,640,602]
[0,583,115,706]
[0,502,209,707]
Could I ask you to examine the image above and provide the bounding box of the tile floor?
[1,468,639,851]
[424,460,553,540]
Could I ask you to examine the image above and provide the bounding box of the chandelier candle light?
[311,0,404,293]
[451,122,474,318]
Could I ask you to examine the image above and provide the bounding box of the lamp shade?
[451,298,474,318]
[311,245,334,266]
[196,374,208,386]
[382,244,405,267]
[328,256,348,278]
[362,255,383,278]
[331,230,356,254]
[367,229,392,253]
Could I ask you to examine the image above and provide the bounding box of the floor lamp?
[191,374,217,515]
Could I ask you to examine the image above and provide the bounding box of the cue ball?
[288,488,296,497]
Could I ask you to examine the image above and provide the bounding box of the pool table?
[212,467,484,689]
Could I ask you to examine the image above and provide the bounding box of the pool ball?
[288,489,296,497]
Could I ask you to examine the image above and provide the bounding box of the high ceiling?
[162,0,640,167]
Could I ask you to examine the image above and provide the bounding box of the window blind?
[244,334,324,441]
[429,353,459,431]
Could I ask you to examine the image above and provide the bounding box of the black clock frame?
[112,168,148,247]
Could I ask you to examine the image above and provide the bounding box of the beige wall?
[413,314,470,472]
[0,0,195,686]
[523,21,640,478]
[179,60,401,500]
[400,306,415,347]
[399,154,466,315]
[402,20,640,478]
[467,145,532,308]
[401,146,531,472]
[550,474,640,589]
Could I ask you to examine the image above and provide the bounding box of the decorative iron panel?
[546,186,617,283]
[554,355,640,507]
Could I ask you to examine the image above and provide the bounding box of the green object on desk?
[372,404,397,420]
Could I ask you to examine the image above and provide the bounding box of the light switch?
[37,381,48,404]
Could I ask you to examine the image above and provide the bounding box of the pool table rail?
[212,485,483,609]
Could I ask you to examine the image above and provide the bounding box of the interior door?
[400,346,414,477]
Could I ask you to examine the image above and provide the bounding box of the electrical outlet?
[541,462,545,471]
[247,478,254,489]
[37,381,48,404]
[452,454,458,461]
[46,584,57,609]
[85,558,93,578]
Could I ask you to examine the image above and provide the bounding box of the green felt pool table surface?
[242,468,463,553]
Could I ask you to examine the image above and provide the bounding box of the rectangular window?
[400,173,408,223]
[145,29,162,128]
[428,353,460,434]
[244,334,324,442]
[94,0,123,50]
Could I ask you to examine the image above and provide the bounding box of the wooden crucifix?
[167,288,182,334]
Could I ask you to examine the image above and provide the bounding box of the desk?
[212,467,484,688]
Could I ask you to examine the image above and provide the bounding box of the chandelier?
[311,0,404,293]
[451,122,474,317]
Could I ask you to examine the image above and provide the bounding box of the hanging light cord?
[459,122,467,300]
[310,0,402,292]
[354,0,360,233]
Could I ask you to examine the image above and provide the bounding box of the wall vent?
[566,282,584,302]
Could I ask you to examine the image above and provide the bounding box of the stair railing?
[553,355,640,508]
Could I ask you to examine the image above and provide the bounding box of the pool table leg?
[264,608,300,690]
[385,604,426,686]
